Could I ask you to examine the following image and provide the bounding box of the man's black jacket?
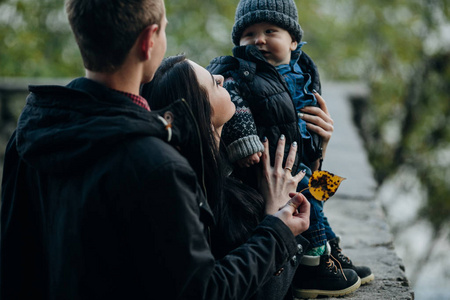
[0,77,302,300]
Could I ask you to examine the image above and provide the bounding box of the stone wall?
[318,82,414,299]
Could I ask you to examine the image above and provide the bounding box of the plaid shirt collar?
[111,89,150,111]
[276,42,306,75]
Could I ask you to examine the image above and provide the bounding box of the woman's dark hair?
[142,54,222,207]
[142,55,265,257]
[212,176,265,259]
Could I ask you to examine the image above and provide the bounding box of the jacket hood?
[16,77,198,174]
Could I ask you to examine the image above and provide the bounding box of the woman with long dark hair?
[142,54,310,300]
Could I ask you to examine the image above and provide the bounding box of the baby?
[207,0,373,298]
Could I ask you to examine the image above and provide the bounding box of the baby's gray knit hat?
[232,0,303,46]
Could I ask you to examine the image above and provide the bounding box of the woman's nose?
[216,75,224,86]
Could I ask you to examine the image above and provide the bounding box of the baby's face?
[240,22,297,66]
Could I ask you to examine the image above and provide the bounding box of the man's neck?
[86,67,142,96]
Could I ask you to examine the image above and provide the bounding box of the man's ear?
[140,24,159,60]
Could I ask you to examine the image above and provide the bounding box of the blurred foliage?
[330,0,450,232]
[0,0,83,77]
[0,0,449,230]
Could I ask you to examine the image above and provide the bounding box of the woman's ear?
[140,24,159,60]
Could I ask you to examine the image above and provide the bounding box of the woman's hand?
[300,92,334,165]
[259,135,306,215]
[274,192,310,236]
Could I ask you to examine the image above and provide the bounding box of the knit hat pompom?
[232,0,303,46]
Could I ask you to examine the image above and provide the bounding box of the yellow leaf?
[308,170,346,201]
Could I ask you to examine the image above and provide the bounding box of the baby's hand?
[237,152,262,168]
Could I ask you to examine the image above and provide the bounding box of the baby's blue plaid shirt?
[276,42,318,139]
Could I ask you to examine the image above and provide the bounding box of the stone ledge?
[293,81,415,299]
[306,197,414,299]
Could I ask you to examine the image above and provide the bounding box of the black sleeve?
[125,151,299,300]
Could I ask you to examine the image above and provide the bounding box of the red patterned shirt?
[112,89,150,111]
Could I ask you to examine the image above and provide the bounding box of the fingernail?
[298,112,304,119]
[262,136,267,142]
[292,141,297,147]
[301,169,307,173]
[312,89,317,93]
[280,134,285,140]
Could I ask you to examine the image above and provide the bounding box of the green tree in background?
[331,1,450,232]
[329,0,450,286]
[0,0,82,77]
[0,0,326,75]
